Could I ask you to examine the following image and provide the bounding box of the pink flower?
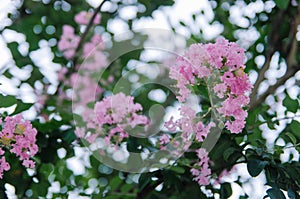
[74,127,85,138]
[195,122,215,142]
[225,120,246,134]
[214,83,227,98]
[205,38,245,70]
[191,148,212,186]
[74,11,101,25]
[22,159,35,169]
[0,156,10,178]
[164,116,177,132]
[86,133,99,144]
[0,114,38,176]
[58,25,80,59]
[159,134,170,145]
[90,93,149,147]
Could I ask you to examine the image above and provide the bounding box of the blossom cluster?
[0,114,38,178]
[169,38,252,134]
[57,10,109,125]
[58,11,101,59]
[165,105,215,145]
[75,93,148,147]
[167,38,252,185]
[190,148,211,185]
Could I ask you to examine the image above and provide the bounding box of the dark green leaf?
[247,159,268,177]
[223,147,237,161]
[13,102,33,115]
[283,95,299,113]
[138,173,152,190]
[170,166,185,174]
[0,94,16,107]
[220,182,232,199]
[274,0,290,10]
[290,120,300,135]
[288,189,296,199]
[267,188,286,199]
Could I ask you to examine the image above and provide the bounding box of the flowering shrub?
[2,1,300,198]
[0,114,38,178]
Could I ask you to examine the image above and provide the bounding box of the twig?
[249,5,300,111]
[249,66,300,111]
[247,114,300,130]
[283,143,300,149]
[71,0,108,68]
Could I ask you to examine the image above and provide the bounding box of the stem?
[282,143,300,149]
[71,0,109,68]
[246,114,300,130]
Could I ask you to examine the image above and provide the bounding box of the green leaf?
[13,102,33,115]
[220,182,232,199]
[274,0,290,10]
[170,166,185,174]
[283,95,299,113]
[0,94,16,107]
[247,159,268,177]
[285,132,297,145]
[267,188,286,199]
[223,147,237,161]
[138,173,152,190]
[109,176,122,191]
[0,94,33,114]
[287,189,296,199]
[290,120,300,135]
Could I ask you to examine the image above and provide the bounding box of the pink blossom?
[0,114,38,177]
[225,120,246,134]
[214,83,227,98]
[191,148,212,186]
[205,38,245,70]
[195,122,215,142]
[91,93,148,146]
[0,156,10,178]
[159,134,170,145]
[164,116,177,132]
[74,127,85,138]
[74,11,101,25]
[86,133,99,144]
[58,25,80,59]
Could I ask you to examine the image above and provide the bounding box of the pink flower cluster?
[165,106,215,144]
[169,38,252,134]
[190,148,211,185]
[57,10,108,124]
[0,114,38,178]
[167,38,252,186]
[58,25,80,59]
[58,10,105,63]
[75,93,148,147]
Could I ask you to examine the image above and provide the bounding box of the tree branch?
[249,10,285,104]
[249,5,300,111]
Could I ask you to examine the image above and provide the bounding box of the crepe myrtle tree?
[0,0,299,198]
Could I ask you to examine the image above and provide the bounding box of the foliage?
[0,0,299,198]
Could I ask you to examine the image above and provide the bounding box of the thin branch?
[249,10,285,105]
[283,143,300,149]
[249,65,300,111]
[249,5,300,111]
[247,114,300,131]
[71,0,108,67]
